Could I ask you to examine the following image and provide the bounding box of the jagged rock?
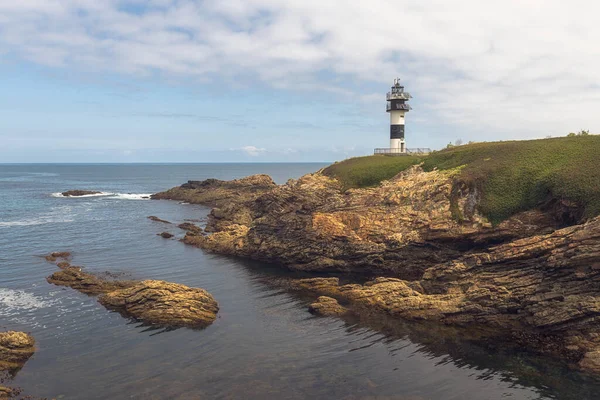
[159,232,174,239]
[61,190,101,197]
[178,222,202,235]
[148,216,171,224]
[0,332,35,373]
[155,168,600,374]
[308,296,348,316]
[46,259,219,329]
[0,385,13,399]
[151,174,276,207]
[44,251,71,262]
[47,267,136,295]
[287,217,600,373]
[99,280,219,329]
[170,168,559,278]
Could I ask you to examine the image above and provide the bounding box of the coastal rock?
[170,168,561,278]
[178,222,203,235]
[159,232,174,239]
[154,167,600,373]
[46,257,219,329]
[0,386,13,399]
[44,251,71,262]
[0,332,35,373]
[286,216,600,373]
[99,280,219,328]
[308,296,348,316]
[148,216,171,224]
[61,190,101,197]
[151,174,277,207]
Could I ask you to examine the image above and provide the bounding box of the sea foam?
[52,192,151,200]
[0,288,56,316]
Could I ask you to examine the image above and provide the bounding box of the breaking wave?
[0,288,56,316]
[52,192,152,200]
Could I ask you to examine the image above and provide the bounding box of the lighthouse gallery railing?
[374,148,432,155]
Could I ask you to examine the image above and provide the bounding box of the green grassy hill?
[323,136,600,224]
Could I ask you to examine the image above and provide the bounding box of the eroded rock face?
[177,167,559,278]
[45,255,219,329]
[0,332,35,373]
[288,216,600,374]
[99,280,219,328]
[308,296,348,316]
[154,167,600,373]
[61,190,101,197]
[151,174,277,207]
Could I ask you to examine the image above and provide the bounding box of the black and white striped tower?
[386,78,412,153]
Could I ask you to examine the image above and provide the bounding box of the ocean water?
[1,163,599,400]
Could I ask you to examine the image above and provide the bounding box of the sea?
[1,163,599,400]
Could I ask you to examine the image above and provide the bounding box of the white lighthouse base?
[390,139,406,153]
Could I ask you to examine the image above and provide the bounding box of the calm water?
[1,164,599,400]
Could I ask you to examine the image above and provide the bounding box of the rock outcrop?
[61,190,102,197]
[0,332,35,373]
[44,251,71,262]
[151,174,277,207]
[288,214,600,373]
[154,166,600,374]
[178,222,203,235]
[158,232,174,239]
[148,216,171,224]
[45,255,218,329]
[0,331,35,399]
[47,267,136,295]
[308,296,348,316]
[99,280,219,329]
[179,167,559,278]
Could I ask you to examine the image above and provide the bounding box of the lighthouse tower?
[386,78,412,153]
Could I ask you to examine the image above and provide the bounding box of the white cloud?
[0,1,599,137]
[237,145,267,157]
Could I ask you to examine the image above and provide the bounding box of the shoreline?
[151,165,600,375]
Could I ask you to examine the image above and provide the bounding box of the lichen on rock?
[45,255,219,329]
[308,296,348,316]
[0,332,35,374]
[99,280,219,329]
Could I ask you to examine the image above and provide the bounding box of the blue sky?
[1,1,598,162]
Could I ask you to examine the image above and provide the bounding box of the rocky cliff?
[153,166,600,374]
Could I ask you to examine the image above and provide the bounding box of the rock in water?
[61,190,101,197]
[99,280,219,329]
[45,255,219,329]
[44,251,71,262]
[159,232,174,239]
[47,267,135,295]
[0,332,35,373]
[148,216,171,224]
[178,222,203,235]
[308,296,348,316]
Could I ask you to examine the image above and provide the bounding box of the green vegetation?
[322,155,422,189]
[323,136,600,224]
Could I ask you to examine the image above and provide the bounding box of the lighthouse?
[386,78,412,153]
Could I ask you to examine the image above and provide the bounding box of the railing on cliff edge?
[374,148,432,155]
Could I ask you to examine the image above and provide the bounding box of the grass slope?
[323,136,600,224]
[322,155,422,189]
